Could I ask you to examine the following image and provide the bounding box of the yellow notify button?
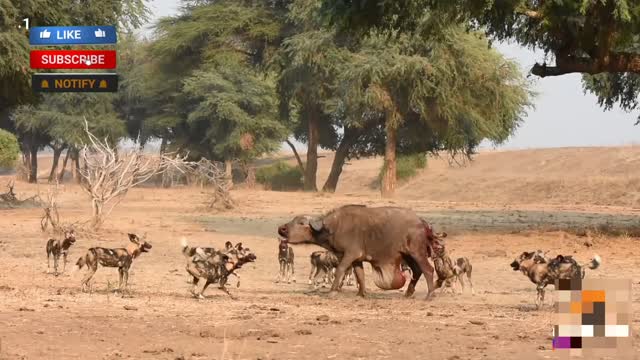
[41,79,49,88]
[99,80,107,88]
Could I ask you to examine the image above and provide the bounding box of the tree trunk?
[48,146,65,183]
[285,140,305,174]
[304,111,319,191]
[224,159,233,189]
[91,199,104,229]
[159,137,168,155]
[322,127,360,193]
[20,143,31,182]
[72,150,81,184]
[381,124,397,198]
[28,144,38,183]
[57,149,72,183]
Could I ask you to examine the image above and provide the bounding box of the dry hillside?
[273,146,640,209]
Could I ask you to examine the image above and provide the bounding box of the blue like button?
[30,26,117,46]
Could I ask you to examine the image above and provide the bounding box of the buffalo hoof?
[425,292,436,301]
[356,291,366,298]
[327,290,339,298]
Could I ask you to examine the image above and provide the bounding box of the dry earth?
[1,148,640,360]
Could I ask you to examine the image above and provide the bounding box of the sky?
[141,0,640,151]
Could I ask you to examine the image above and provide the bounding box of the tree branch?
[285,139,305,173]
[531,52,640,78]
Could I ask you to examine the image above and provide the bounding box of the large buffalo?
[277,204,445,300]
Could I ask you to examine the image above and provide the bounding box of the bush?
[256,161,303,191]
[0,129,19,169]
[377,153,427,186]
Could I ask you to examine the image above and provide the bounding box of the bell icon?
[98,80,108,89]
[41,79,49,88]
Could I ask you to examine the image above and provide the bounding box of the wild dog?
[75,233,152,293]
[276,238,295,283]
[432,242,474,295]
[510,251,601,309]
[308,250,354,288]
[181,237,220,283]
[46,229,76,275]
[183,239,257,299]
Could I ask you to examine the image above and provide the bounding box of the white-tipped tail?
[180,237,188,248]
[590,254,602,269]
[195,247,206,258]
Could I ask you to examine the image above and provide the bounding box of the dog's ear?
[128,233,139,244]
[235,242,243,250]
[309,217,323,232]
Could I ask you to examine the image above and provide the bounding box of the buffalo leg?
[410,253,436,300]
[329,255,359,297]
[352,261,366,297]
[402,256,422,298]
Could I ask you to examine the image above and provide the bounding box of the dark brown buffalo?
[277,204,445,300]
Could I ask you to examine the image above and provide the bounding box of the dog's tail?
[72,253,87,273]
[580,254,601,278]
[584,254,602,270]
[180,237,194,258]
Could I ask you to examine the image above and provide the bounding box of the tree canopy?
[319,0,640,78]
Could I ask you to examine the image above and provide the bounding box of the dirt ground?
[1,149,640,360]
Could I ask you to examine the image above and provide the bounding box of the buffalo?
[277,204,445,300]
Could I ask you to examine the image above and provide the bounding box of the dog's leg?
[81,263,98,292]
[122,268,130,292]
[62,253,67,273]
[467,269,474,295]
[308,263,316,285]
[117,267,125,292]
[457,274,466,294]
[291,259,295,283]
[53,254,59,276]
[47,251,51,273]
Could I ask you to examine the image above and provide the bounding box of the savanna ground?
[1,147,640,360]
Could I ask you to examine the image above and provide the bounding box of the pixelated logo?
[552,278,633,358]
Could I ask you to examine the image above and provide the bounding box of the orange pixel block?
[570,301,582,313]
[582,290,605,303]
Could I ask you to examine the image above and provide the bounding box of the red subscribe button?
[30,50,117,69]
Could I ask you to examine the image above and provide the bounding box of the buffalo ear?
[309,218,324,232]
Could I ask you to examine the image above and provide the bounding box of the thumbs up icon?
[94,28,106,38]
[39,29,50,39]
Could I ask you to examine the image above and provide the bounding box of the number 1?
[22,18,29,30]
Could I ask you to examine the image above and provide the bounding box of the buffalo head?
[277,215,324,244]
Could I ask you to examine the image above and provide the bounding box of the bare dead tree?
[40,182,61,233]
[78,119,169,229]
[195,158,235,209]
[0,180,42,208]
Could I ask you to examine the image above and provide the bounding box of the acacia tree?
[148,0,290,176]
[340,27,533,197]
[319,0,640,78]
[274,29,348,190]
[11,94,126,183]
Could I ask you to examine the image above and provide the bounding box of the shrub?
[377,153,427,186]
[0,129,19,169]
[256,161,303,191]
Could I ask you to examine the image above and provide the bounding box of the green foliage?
[0,128,19,168]
[255,161,303,191]
[144,0,290,161]
[0,0,150,112]
[11,93,126,148]
[340,26,534,158]
[583,72,640,122]
[319,1,640,78]
[377,153,427,186]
